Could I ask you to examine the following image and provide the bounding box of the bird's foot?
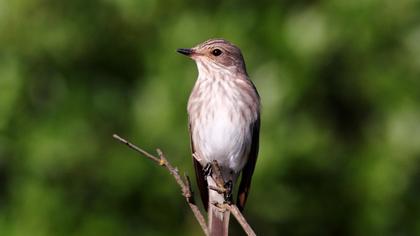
[223,180,233,204]
[203,162,212,177]
[205,161,233,204]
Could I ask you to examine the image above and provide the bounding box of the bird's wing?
[189,122,209,211]
[237,116,260,211]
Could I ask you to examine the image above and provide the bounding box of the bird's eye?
[211,49,222,56]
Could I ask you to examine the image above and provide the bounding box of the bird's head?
[177,38,247,75]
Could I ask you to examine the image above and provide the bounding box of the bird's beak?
[177,48,194,57]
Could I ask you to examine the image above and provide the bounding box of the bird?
[177,38,260,236]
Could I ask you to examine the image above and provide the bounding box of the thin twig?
[112,134,208,235]
[113,134,161,163]
[226,204,256,236]
[208,185,226,194]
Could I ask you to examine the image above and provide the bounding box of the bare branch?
[208,185,227,194]
[225,204,256,236]
[113,134,256,236]
[113,134,161,163]
[112,134,208,235]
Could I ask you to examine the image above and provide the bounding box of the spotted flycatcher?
[177,39,260,236]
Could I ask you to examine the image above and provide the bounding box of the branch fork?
[113,134,256,236]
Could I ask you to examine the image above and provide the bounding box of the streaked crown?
[177,38,248,75]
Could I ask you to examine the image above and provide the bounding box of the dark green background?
[1,0,420,235]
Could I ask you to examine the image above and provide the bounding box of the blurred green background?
[1,0,420,235]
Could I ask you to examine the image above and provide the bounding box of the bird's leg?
[209,161,233,204]
[205,161,230,195]
[223,180,233,204]
[211,161,226,189]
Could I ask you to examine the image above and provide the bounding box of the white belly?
[191,98,252,173]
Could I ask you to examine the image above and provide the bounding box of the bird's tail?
[209,201,230,236]
[207,176,230,236]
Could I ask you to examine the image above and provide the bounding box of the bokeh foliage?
[1,0,420,235]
